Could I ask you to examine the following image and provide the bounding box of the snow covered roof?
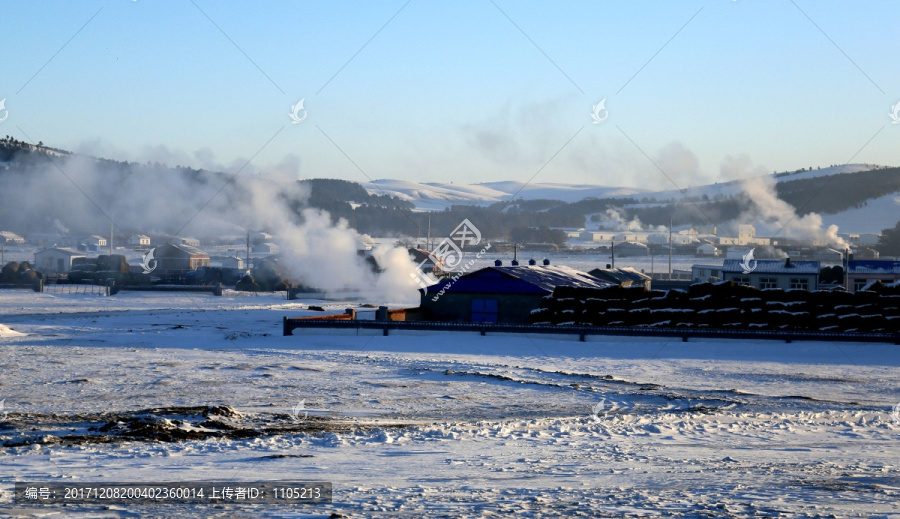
[848,260,900,275]
[162,242,209,257]
[721,259,820,274]
[588,267,650,284]
[35,247,85,257]
[427,265,613,295]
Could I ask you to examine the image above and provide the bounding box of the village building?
[26,233,62,247]
[587,266,652,290]
[220,256,245,269]
[419,261,612,324]
[691,264,723,284]
[813,248,844,263]
[696,243,719,257]
[82,235,107,250]
[853,247,880,260]
[847,260,900,292]
[152,243,211,274]
[249,231,273,244]
[839,233,881,247]
[130,234,151,248]
[34,248,86,273]
[613,242,650,257]
[0,231,25,244]
[173,237,201,248]
[252,242,280,254]
[721,258,820,291]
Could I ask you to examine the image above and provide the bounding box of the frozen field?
[1,290,899,517]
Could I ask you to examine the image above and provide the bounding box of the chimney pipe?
[785,257,792,268]
[494,259,502,266]
[528,258,536,265]
[543,258,550,265]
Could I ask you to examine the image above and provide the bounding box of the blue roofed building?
[420,261,613,324]
[847,260,900,292]
[720,258,820,291]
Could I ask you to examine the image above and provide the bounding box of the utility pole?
[844,247,851,291]
[246,232,251,270]
[668,217,673,279]
[610,239,615,269]
[109,215,113,255]
[427,214,431,251]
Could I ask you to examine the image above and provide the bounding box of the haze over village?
[1,1,900,517]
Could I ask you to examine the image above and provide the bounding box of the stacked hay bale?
[0,261,42,284]
[531,281,900,334]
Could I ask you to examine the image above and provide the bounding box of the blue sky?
[2,0,898,188]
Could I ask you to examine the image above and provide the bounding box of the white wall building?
[696,243,719,257]
[221,256,245,269]
[34,248,86,273]
[0,231,25,244]
[84,235,107,248]
[174,237,200,248]
[130,234,151,247]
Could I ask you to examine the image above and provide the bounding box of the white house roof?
[163,243,209,256]
[36,247,85,257]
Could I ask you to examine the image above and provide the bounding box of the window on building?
[733,276,751,286]
[789,278,809,290]
[471,299,498,323]
[760,277,777,289]
[853,279,868,291]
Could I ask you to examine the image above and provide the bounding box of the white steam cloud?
[739,175,847,248]
[598,208,664,232]
[0,150,421,304]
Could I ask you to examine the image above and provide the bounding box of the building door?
[57,258,64,272]
[471,299,498,323]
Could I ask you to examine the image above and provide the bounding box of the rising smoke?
[719,153,847,248]
[738,175,847,248]
[0,150,422,303]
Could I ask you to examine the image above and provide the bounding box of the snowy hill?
[644,164,885,202]
[820,191,900,234]
[364,164,898,233]
[363,179,647,211]
[364,164,884,210]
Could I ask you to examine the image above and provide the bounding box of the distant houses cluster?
[567,224,881,261]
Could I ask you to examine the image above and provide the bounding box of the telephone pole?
[610,239,615,269]
[668,217,673,279]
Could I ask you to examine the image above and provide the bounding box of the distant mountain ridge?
[1,138,896,236]
[362,164,900,234]
[363,164,886,210]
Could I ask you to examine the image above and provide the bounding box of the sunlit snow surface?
[1,290,899,517]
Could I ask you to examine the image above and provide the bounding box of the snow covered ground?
[1,290,899,517]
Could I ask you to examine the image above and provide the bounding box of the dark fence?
[109,283,223,296]
[0,281,42,292]
[282,317,900,344]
